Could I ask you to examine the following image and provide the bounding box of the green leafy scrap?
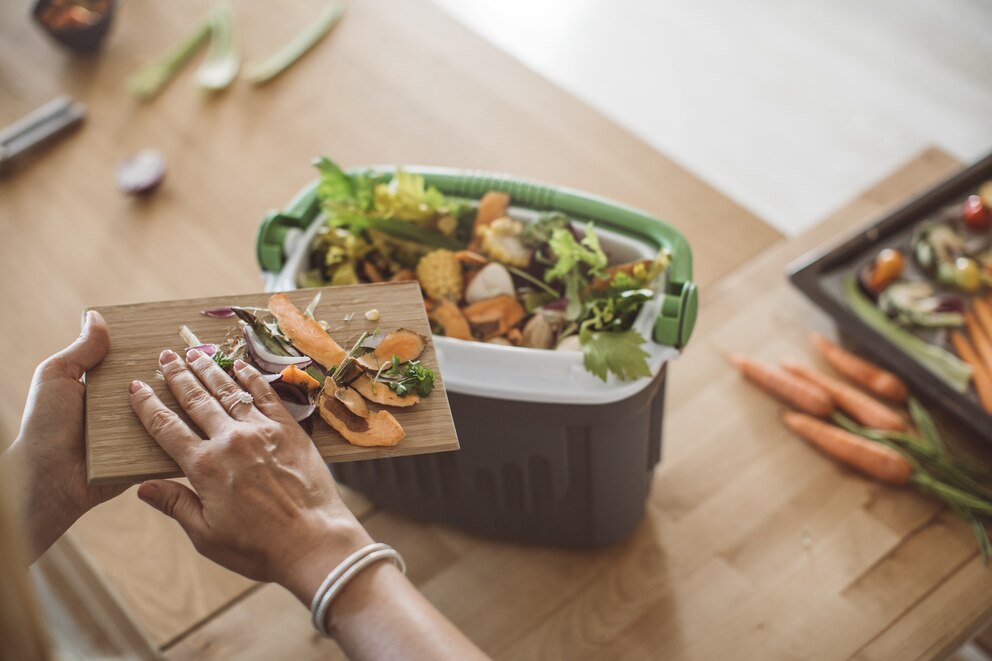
[579,328,651,382]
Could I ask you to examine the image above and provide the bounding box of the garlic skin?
[521,314,553,349]
[465,262,515,304]
[364,309,380,322]
[555,335,582,352]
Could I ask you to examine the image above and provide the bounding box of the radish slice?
[116,150,166,195]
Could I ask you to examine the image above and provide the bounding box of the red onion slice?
[260,373,282,383]
[191,343,218,356]
[201,307,237,318]
[116,149,166,195]
[281,400,316,422]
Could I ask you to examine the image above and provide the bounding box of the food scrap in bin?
[175,293,436,448]
[297,156,672,382]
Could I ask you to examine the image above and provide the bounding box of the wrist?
[2,442,76,562]
[277,517,375,604]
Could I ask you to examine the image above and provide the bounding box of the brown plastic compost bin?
[257,167,697,546]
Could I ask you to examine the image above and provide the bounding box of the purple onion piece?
[361,333,384,350]
[191,343,218,356]
[116,149,166,195]
[271,382,316,422]
[542,298,569,311]
[260,373,282,383]
[201,307,237,318]
[934,296,966,313]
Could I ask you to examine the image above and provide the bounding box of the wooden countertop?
[3,0,989,658]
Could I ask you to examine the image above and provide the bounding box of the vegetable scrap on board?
[172,293,437,448]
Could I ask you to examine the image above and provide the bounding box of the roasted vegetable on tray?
[174,294,437,447]
[297,156,672,382]
[843,180,992,411]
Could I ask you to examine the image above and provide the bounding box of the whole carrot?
[810,333,908,402]
[783,411,913,486]
[950,331,992,414]
[782,360,906,431]
[965,311,992,373]
[727,354,834,417]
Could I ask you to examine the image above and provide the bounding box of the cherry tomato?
[954,256,982,292]
[869,248,905,290]
[963,194,991,231]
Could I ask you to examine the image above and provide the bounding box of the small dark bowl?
[32,0,117,53]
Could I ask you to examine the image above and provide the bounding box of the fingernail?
[129,380,143,394]
[234,358,248,371]
[137,482,157,501]
[160,349,178,364]
[186,348,202,363]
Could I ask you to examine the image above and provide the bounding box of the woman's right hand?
[128,348,373,604]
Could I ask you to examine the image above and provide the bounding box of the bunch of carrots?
[951,296,992,414]
[730,333,992,562]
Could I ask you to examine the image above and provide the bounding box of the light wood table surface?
[3,0,989,658]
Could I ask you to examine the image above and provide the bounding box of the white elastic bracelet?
[309,543,389,630]
[310,543,406,638]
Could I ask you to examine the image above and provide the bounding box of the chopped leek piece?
[197,3,239,91]
[128,19,211,101]
[243,1,345,85]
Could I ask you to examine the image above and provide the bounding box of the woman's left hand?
[6,311,125,561]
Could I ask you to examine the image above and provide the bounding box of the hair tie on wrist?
[310,542,406,638]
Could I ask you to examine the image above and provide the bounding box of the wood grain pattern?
[85,283,458,484]
[166,151,992,660]
[0,0,776,646]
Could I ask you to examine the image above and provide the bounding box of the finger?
[137,480,208,540]
[185,348,264,423]
[159,349,230,436]
[233,359,295,423]
[129,380,202,465]
[36,310,111,383]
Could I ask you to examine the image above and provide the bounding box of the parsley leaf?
[544,224,608,320]
[579,328,651,382]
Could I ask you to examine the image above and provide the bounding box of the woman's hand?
[129,348,372,602]
[7,311,126,561]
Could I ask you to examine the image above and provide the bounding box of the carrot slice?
[268,293,346,369]
[951,331,992,414]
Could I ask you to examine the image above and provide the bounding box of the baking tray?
[789,151,992,444]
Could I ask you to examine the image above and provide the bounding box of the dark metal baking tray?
[789,151,992,443]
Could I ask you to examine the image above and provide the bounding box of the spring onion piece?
[243,327,312,373]
[197,3,239,91]
[179,324,202,347]
[243,0,346,85]
[843,275,971,393]
[128,19,211,101]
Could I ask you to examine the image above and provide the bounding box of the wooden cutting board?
[84,282,459,485]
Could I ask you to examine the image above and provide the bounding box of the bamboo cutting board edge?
[84,282,459,485]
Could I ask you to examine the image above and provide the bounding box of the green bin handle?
[256,168,697,348]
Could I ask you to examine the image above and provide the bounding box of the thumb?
[137,480,207,538]
[48,311,111,381]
